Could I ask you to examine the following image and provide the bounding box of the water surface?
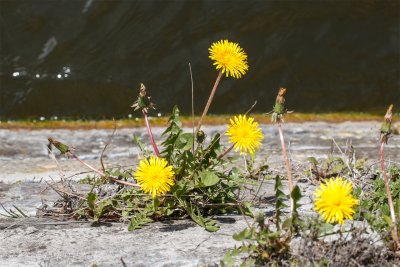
[0,0,399,119]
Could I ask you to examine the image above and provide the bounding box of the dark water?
[0,0,399,119]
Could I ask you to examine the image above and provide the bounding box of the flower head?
[134,156,175,198]
[226,115,264,155]
[209,40,248,79]
[314,177,358,225]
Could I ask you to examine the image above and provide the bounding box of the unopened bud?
[196,130,206,144]
[380,104,393,144]
[48,137,72,155]
[271,87,288,123]
[131,83,156,113]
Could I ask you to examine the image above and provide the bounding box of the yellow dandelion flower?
[134,156,175,198]
[209,39,248,79]
[226,115,264,155]
[314,177,358,225]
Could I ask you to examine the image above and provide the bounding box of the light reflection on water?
[0,0,399,119]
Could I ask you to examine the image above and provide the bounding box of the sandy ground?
[0,122,399,266]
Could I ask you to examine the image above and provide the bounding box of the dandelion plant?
[131,83,160,157]
[134,156,175,198]
[271,88,294,210]
[379,104,399,249]
[225,115,264,156]
[314,177,358,225]
[196,40,248,133]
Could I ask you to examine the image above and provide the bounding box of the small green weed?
[355,164,400,246]
[221,175,302,266]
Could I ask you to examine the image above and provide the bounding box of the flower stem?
[143,109,160,157]
[217,144,234,160]
[278,123,294,210]
[380,141,400,249]
[153,197,160,212]
[195,70,223,134]
[71,154,140,188]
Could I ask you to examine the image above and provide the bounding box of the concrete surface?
[0,122,399,266]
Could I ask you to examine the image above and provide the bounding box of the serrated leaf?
[319,222,334,235]
[282,217,293,230]
[203,133,221,161]
[95,199,112,218]
[383,215,392,227]
[246,258,256,267]
[170,105,182,126]
[176,197,220,232]
[198,170,220,187]
[233,228,251,241]
[133,134,147,152]
[128,216,153,231]
[222,252,235,266]
[204,217,220,232]
[231,247,239,256]
[307,157,318,165]
[205,224,220,232]
[87,192,97,211]
[275,175,288,230]
[291,185,302,202]
[176,132,194,150]
[162,105,181,137]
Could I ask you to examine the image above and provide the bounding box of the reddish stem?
[380,142,400,248]
[217,144,234,160]
[278,123,294,209]
[195,70,223,133]
[72,154,140,188]
[143,110,160,157]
